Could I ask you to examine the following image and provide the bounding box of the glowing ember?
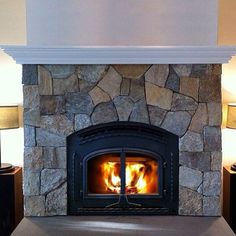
[101,159,157,194]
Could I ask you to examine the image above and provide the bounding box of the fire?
[101,159,157,194]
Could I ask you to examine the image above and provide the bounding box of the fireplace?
[67,122,178,215]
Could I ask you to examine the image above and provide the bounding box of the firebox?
[67,122,179,215]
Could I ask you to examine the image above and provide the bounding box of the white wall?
[26,0,218,46]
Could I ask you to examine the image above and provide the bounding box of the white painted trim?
[1,46,236,64]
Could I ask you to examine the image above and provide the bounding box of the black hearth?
[67,122,179,215]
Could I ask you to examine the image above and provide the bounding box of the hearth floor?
[11,216,234,236]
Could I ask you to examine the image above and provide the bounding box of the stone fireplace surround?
[23,63,222,217]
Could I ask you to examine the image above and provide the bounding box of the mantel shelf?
[1,45,236,64]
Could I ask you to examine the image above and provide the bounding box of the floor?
[11,216,235,236]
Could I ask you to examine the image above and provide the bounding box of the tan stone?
[113,65,149,79]
[38,66,53,95]
[89,86,110,106]
[53,74,79,95]
[145,65,169,87]
[145,82,173,110]
[189,103,208,133]
[180,77,199,101]
[97,67,122,99]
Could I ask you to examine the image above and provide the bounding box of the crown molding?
[1,45,236,64]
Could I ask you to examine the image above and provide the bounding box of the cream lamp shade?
[0,106,19,130]
[227,104,236,129]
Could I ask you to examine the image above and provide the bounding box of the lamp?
[0,105,19,173]
[226,104,236,171]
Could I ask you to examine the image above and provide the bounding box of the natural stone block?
[97,67,122,99]
[91,101,118,125]
[191,64,211,77]
[75,114,91,131]
[23,85,39,109]
[66,92,94,115]
[45,182,67,216]
[165,66,180,92]
[180,77,199,101]
[38,65,53,95]
[44,65,76,79]
[179,131,203,152]
[24,108,40,127]
[113,96,134,121]
[40,115,74,136]
[203,196,221,216]
[53,74,79,95]
[171,93,198,111]
[36,128,66,147]
[89,86,110,106]
[129,98,149,124]
[24,125,36,147]
[179,152,211,172]
[179,186,202,216]
[78,65,107,83]
[199,75,221,102]
[24,196,45,216]
[204,126,221,151]
[40,95,65,115]
[179,166,202,191]
[23,169,40,196]
[172,65,192,77]
[113,65,149,79]
[148,106,167,127]
[189,103,208,133]
[145,65,169,87]
[211,64,222,76]
[145,82,173,110]
[161,111,191,137]
[43,147,66,169]
[121,78,130,96]
[22,65,38,85]
[24,147,43,170]
[211,151,222,171]
[203,171,221,196]
[129,77,145,102]
[207,102,222,126]
[41,169,67,194]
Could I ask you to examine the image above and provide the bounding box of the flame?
[101,160,157,194]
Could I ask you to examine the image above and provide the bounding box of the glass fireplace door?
[87,151,159,196]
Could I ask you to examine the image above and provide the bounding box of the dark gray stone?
[172,64,192,77]
[180,152,211,172]
[23,85,40,109]
[179,131,203,152]
[40,96,65,115]
[129,98,149,124]
[204,126,221,151]
[41,169,67,194]
[24,108,41,126]
[44,65,76,79]
[148,106,167,127]
[23,170,40,196]
[165,66,180,92]
[191,64,212,77]
[121,78,131,96]
[43,147,66,169]
[24,147,43,170]
[45,183,67,216]
[36,128,66,147]
[211,151,222,171]
[22,65,38,85]
[113,96,134,121]
[24,125,36,147]
[203,196,221,216]
[179,186,203,216]
[66,92,94,115]
[91,102,118,125]
[171,93,198,111]
[129,77,145,102]
[161,111,191,136]
[203,171,221,196]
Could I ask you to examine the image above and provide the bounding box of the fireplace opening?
[67,122,179,215]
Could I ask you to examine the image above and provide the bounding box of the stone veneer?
[23,64,222,216]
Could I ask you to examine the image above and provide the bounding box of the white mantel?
[1,46,236,64]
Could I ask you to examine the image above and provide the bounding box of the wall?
[218,0,236,166]
[26,0,218,46]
